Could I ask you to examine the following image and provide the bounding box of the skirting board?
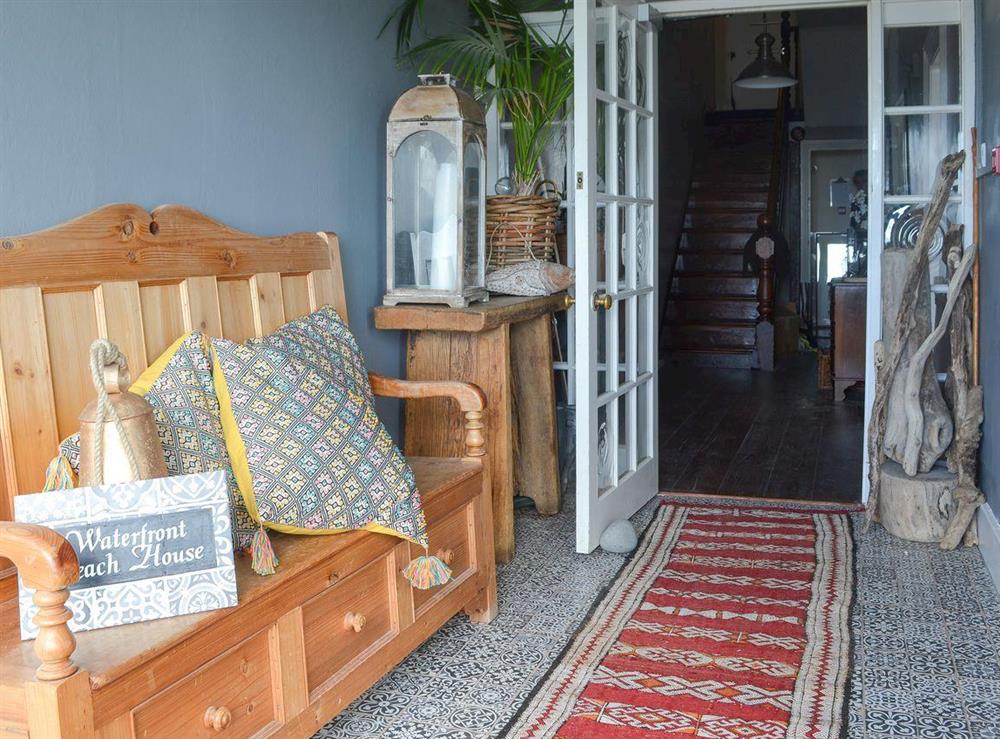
[977,502,1000,595]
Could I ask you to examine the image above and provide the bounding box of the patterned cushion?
[211,307,427,547]
[59,333,256,550]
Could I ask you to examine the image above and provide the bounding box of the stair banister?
[751,12,796,371]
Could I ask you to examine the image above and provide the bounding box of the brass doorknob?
[593,292,614,311]
[344,611,367,633]
[203,705,232,732]
[562,293,576,310]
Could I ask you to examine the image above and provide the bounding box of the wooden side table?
[374,295,566,563]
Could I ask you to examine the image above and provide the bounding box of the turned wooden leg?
[32,588,78,681]
[0,522,80,681]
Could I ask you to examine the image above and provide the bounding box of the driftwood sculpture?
[881,244,954,475]
[867,151,965,516]
[941,229,985,550]
[897,227,976,475]
[867,150,985,547]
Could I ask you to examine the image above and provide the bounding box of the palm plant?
[382,0,573,196]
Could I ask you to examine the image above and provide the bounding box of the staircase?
[663,112,776,368]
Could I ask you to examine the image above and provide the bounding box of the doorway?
[801,141,866,351]
[655,5,868,502]
[560,0,976,548]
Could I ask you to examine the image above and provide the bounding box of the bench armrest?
[368,372,487,459]
[0,522,79,681]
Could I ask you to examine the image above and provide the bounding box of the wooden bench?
[0,204,497,738]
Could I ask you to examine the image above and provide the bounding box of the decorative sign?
[15,471,237,639]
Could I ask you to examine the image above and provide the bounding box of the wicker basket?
[486,195,560,270]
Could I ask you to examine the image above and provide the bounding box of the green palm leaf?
[382,0,573,195]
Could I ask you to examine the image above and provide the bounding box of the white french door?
[573,0,659,553]
[863,0,976,498]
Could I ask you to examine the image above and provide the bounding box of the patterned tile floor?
[316,499,1000,739]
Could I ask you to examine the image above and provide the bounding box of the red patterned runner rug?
[507,502,854,738]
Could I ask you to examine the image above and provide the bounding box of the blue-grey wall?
[978,0,1000,508]
[0,0,463,438]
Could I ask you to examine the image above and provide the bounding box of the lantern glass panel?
[392,130,459,291]
[463,136,486,290]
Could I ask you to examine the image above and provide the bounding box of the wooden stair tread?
[669,293,757,302]
[674,270,752,278]
[665,344,754,355]
[677,247,744,255]
[685,206,762,214]
[682,227,755,234]
[691,182,769,190]
[665,318,756,328]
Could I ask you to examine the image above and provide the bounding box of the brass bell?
[78,342,167,487]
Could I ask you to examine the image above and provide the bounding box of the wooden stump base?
[878,460,957,543]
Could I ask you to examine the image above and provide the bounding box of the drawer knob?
[344,611,366,633]
[203,705,232,732]
[436,548,455,566]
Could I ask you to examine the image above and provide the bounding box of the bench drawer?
[131,629,277,738]
[410,503,473,613]
[301,553,396,693]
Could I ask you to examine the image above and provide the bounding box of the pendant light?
[735,15,797,90]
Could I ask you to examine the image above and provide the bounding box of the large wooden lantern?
[385,74,488,307]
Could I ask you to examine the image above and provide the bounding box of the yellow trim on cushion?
[129,332,192,396]
[209,341,263,525]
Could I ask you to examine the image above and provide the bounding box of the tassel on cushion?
[403,553,452,590]
[42,454,76,492]
[250,525,279,576]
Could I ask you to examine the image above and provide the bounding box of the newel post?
[753,215,776,371]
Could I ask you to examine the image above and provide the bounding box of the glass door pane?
[884,25,960,107]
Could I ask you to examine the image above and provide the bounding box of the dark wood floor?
[658,352,864,503]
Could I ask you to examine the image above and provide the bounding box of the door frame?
[799,138,868,284]
[799,139,867,343]
[642,0,975,503]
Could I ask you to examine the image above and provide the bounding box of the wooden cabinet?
[830,278,867,401]
[374,295,567,564]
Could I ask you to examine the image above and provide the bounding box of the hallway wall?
[0,0,465,440]
[657,17,716,325]
[797,8,867,139]
[976,0,1000,512]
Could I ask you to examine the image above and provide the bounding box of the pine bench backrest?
[0,203,346,522]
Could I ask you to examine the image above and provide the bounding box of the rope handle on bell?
[88,339,141,485]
